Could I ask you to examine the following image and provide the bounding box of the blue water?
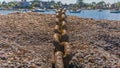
[0,10,19,15]
[0,10,120,21]
[67,10,120,21]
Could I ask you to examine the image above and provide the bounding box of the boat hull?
[110,9,120,13]
[32,9,45,12]
[69,10,81,13]
[110,11,120,13]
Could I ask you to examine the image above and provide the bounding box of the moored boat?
[32,9,45,12]
[110,9,120,13]
[69,9,81,13]
[110,0,120,13]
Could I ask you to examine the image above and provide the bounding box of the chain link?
[52,8,71,68]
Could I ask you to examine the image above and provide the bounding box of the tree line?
[0,0,120,9]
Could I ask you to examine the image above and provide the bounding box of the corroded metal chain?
[52,8,71,68]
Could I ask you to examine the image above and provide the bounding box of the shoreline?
[0,10,120,21]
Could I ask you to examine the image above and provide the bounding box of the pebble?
[0,12,119,68]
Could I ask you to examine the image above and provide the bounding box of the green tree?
[8,2,15,8]
[76,0,84,8]
[115,2,120,9]
[72,4,78,9]
[54,4,60,9]
[91,2,96,9]
[86,3,93,9]
[97,1,106,5]
[0,3,2,7]
[97,1,106,9]
[3,4,9,9]
[31,0,40,7]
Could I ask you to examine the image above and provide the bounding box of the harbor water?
[0,10,120,21]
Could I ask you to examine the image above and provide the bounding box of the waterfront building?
[21,0,31,8]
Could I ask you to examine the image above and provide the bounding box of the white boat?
[32,9,45,12]
[110,0,120,13]
[110,9,120,13]
[69,9,81,13]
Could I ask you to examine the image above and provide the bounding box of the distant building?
[57,1,62,6]
[106,3,111,9]
[111,4,116,9]
[40,1,50,9]
[61,4,69,9]
[21,0,31,8]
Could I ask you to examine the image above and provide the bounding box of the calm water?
[0,10,120,21]
[0,10,19,15]
[67,10,120,21]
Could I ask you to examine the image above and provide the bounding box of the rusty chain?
[52,8,71,68]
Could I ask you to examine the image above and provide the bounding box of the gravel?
[0,12,120,68]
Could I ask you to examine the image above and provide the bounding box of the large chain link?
[52,8,71,68]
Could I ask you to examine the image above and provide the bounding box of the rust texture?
[52,8,72,68]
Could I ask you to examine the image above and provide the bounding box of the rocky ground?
[0,12,120,68]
